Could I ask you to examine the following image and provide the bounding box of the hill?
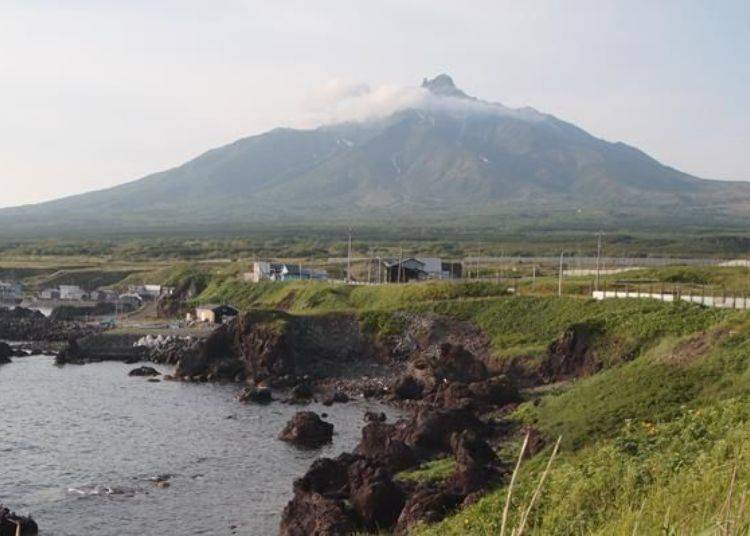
[2,74,749,235]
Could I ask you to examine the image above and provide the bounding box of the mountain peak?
[421,74,470,99]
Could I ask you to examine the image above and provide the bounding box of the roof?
[196,304,239,313]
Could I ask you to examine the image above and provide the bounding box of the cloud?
[302,79,545,126]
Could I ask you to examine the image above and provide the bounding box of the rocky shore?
[30,304,593,534]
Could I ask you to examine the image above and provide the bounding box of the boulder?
[447,430,499,494]
[279,411,334,448]
[288,381,314,403]
[128,366,160,377]
[0,342,12,365]
[346,458,405,531]
[392,374,424,400]
[0,504,38,536]
[394,485,462,535]
[364,411,387,423]
[355,421,418,473]
[236,386,273,404]
[293,455,355,498]
[322,390,350,406]
[468,375,520,407]
[405,408,484,454]
[279,491,355,536]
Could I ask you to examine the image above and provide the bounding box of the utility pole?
[532,264,536,288]
[558,250,565,297]
[346,228,352,283]
[398,247,404,284]
[595,231,603,291]
[377,256,381,284]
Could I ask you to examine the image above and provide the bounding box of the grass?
[415,314,750,535]
[397,457,456,484]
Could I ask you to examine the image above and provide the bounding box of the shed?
[195,304,239,324]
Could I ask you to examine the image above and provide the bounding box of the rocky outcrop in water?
[236,386,273,404]
[278,411,334,448]
[128,366,159,377]
[0,343,13,365]
[0,504,38,536]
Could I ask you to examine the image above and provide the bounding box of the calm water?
[1,355,397,535]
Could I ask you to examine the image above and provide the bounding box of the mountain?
[2,74,749,234]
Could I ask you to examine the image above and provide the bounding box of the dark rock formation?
[0,306,95,342]
[543,323,603,381]
[405,407,484,455]
[392,374,425,400]
[0,342,12,365]
[395,484,463,534]
[280,491,355,536]
[128,366,159,377]
[347,457,405,530]
[322,389,349,406]
[236,386,273,404]
[355,421,418,472]
[447,430,500,495]
[0,505,38,536]
[279,411,334,448]
[173,324,246,381]
[288,381,313,403]
[56,333,148,365]
[364,411,387,423]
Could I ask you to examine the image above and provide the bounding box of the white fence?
[592,290,750,310]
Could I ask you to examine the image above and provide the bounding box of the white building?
[59,285,87,300]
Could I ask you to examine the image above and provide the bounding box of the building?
[59,285,88,301]
[382,258,428,283]
[244,261,327,283]
[0,281,22,301]
[40,288,60,300]
[128,284,173,300]
[377,257,463,283]
[195,304,239,324]
[117,293,143,310]
[90,289,118,303]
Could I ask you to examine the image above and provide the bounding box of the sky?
[1,0,748,208]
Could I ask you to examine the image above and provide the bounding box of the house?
[195,304,239,324]
[40,288,60,300]
[382,258,429,283]
[117,293,143,310]
[59,285,88,301]
[128,284,171,300]
[91,289,118,303]
[0,281,22,301]
[244,261,327,283]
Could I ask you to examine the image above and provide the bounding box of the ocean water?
[0,355,397,535]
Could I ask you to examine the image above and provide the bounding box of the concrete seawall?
[592,290,750,310]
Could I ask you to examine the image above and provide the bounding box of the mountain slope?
[2,74,749,233]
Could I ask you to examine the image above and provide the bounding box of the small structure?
[117,293,143,311]
[0,281,23,301]
[245,261,327,283]
[90,289,118,303]
[382,258,428,283]
[128,284,173,300]
[59,285,88,301]
[195,304,239,324]
[40,287,60,300]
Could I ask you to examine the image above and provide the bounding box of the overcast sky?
[1,0,748,208]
